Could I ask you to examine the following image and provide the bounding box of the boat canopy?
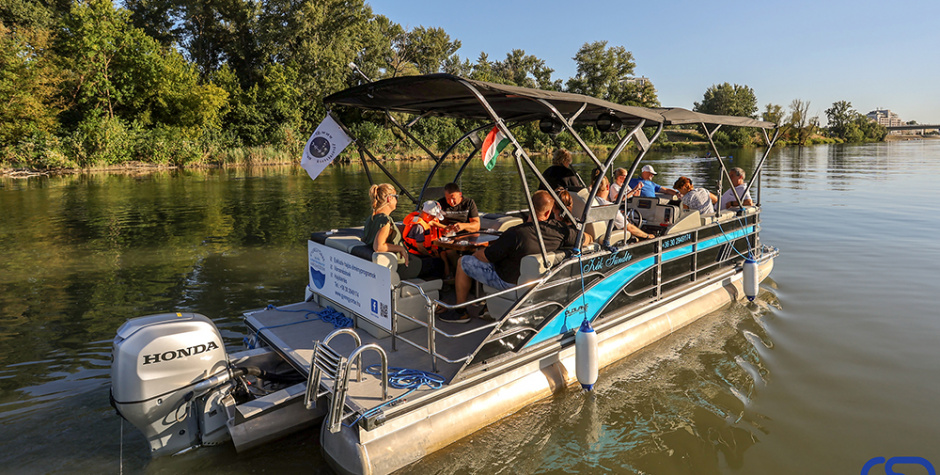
[323,73,781,259]
[324,73,775,129]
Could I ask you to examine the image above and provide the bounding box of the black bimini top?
[323,73,776,130]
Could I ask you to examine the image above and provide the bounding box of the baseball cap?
[641,164,657,175]
[422,201,445,220]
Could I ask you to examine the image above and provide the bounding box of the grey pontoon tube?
[456,78,550,265]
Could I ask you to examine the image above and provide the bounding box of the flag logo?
[308,136,332,159]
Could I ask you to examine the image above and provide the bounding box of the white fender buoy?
[743,258,758,301]
[575,319,598,391]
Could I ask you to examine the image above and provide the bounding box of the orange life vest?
[402,211,442,255]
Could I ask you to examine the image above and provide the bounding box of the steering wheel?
[625,209,644,228]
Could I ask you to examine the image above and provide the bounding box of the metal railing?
[391,279,541,372]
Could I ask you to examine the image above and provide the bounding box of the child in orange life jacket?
[403,201,449,278]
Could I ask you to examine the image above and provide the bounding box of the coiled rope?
[346,364,445,427]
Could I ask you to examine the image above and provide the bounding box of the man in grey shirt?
[674,176,717,216]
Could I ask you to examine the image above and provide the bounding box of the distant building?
[866,109,904,128]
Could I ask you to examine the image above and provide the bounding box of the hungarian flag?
[481,126,510,171]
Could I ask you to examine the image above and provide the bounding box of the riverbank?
[884,134,940,142]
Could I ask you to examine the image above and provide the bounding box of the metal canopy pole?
[599,121,661,245]
[418,122,492,202]
[534,98,605,171]
[385,110,440,162]
[330,113,419,205]
[743,127,781,207]
[357,143,419,206]
[620,122,665,197]
[457,79,551,263]
[702,122,745,212]
[580,120,642,243]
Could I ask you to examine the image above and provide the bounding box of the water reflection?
[409,290,779,474]
[5,140,939,473]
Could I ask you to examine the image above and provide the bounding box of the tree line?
[1,0,885,170]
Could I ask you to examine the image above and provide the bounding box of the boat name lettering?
[663,233,693,250]
[582,250,633,273]
[142,341,220,365]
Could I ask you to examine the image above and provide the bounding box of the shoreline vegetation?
[1,0,900,176]
[11,135,940,178]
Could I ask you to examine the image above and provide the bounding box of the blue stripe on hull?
[523,225,754,348]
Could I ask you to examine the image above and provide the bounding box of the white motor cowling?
[111,312,231,456]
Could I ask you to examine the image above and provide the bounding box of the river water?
[2,141,939,474]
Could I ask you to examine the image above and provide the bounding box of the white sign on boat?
[308,241,392,331]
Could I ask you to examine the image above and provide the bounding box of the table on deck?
[434,232,501,253]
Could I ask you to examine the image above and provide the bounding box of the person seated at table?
[437,183,481,234]
[361,184,439,279]
[627,164,678,198]
[538,149,584,192]
[402,200,449,278]
[442,190,592,323]
[590,170,655,240]
[673,176,717,217]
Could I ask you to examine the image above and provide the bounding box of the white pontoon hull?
[322,258,773,475]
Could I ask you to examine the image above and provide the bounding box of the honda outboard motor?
[111,312,233,456]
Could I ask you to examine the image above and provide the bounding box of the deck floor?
[243,299,492,414]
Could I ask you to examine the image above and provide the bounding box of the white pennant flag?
[301,115,353,181]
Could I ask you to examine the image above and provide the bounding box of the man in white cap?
[627,164,678,198]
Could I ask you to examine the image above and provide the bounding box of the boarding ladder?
[304,329,389,433]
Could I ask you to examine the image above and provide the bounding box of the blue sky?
[367,0,939,125]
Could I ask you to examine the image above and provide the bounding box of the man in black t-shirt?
[441,190,592,323]
[437,183,480,234]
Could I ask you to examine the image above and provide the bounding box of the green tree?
[469,52,495,82]
[825,100,855,140]
[787,99,816,145]
[56,0,227,130]
[567,41,658,107]
[397,26,460,75]
[694,83,759,145]
[491,49,558,90]
[762,103,785,126]
[694,83,758,118]
[0,23,61,146]
[1,0,67,29]
[256,0,377,126]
